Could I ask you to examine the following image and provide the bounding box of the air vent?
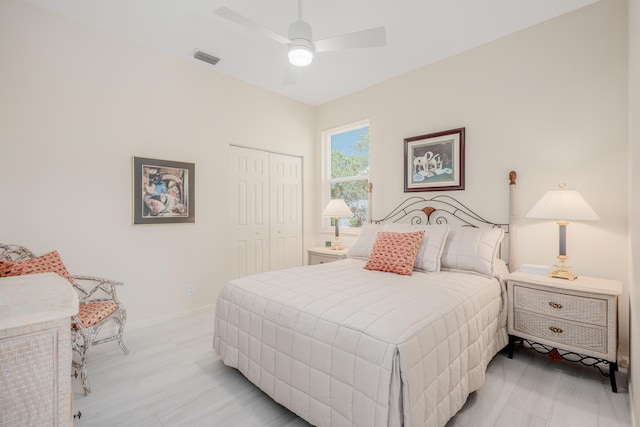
[193,50,220,66]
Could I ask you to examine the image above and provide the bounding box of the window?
[323,120,369,229]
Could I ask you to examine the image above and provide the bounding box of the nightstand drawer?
[309,253,338,265]
[513,309,608,354]
[513,284,608,326]
[307,247,348,265]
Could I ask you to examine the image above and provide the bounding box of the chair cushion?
[0,250,73,284]
[76,301,119,327]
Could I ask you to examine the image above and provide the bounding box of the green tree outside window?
[330,127,369,227]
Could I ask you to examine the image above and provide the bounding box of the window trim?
[321,119,370,234]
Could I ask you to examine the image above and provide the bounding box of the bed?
[214,172,519,427]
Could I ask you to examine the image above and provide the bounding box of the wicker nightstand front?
[507,271,621,392]
[307,247,348,265]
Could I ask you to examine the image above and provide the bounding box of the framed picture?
[404,127,465,192]
[133,157,195,224]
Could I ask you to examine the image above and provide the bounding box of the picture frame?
[404,127,465,192]
[133,156,195,224]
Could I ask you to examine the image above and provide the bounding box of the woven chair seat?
[74,301,119,328]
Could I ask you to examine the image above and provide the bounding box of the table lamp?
[322,199,353,250]
[526,183,599,280]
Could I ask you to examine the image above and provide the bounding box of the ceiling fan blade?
[214,7,291,45]
[283,64,301,86]
[314,26,386,52]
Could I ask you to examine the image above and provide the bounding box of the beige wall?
[0,0,634,401]
[0,0,315,327]
[316,0,630,360]
[628,0,639,422]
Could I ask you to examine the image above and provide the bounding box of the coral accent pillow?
[364,231,424,275]
[382,223,450,272]
[0,250,73,284]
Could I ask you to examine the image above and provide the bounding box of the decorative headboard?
[367,171,519,269]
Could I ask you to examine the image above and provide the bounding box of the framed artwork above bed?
[404,127,465,192]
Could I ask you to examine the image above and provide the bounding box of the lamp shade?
[526,187,599,221]
[322,199,353,218]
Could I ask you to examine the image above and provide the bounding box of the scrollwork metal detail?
[373,195,508,232]
[515,338,611,376]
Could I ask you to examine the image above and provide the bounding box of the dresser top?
[0,272,79,330]
[508,271,622,295]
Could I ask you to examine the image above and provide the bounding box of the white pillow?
[347,223,383,259]
[440,226,505,277]
[382,223,450,272]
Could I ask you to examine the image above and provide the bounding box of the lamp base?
[331,231,344,250]
[548,256,576,280]
[549,268,577,281]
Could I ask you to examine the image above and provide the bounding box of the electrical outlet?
[187,285,195,296]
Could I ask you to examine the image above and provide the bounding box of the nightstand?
[307,247,348,265]
[507,271,621,392]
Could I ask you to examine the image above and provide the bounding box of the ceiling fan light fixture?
[215,3,387,83]
[288,40,314,67]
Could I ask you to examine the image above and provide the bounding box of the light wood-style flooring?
[72,311,632,427]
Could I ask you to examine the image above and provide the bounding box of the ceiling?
[24,0,597,106]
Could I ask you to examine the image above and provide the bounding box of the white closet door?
[230,146,270,277]
[269,153,303,270]
[230,146,303,278]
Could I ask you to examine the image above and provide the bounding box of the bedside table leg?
[508,335,514,359]
[609,362,618,393]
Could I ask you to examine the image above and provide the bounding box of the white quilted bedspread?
[214,258,508,427]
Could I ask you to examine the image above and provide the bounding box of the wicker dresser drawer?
[513,309,607,354]
[512,284,608,326]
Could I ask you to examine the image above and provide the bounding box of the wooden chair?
[0,244,128,395]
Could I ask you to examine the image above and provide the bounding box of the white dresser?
[0,272,79,426]
[507,271,621,392]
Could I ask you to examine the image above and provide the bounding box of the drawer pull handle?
[548,302,563,309]
[549,326,563,334]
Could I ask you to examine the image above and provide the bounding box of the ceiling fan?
[214,0,386,84]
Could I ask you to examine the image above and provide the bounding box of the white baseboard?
[126,304,216,332]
